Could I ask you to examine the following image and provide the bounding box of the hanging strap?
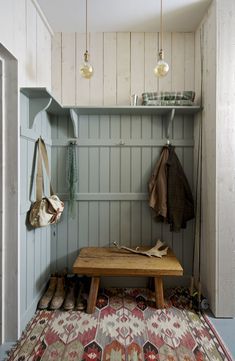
[36,138,54,201]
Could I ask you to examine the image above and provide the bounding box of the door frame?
[0,44,19,342]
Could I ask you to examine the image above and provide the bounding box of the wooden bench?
[73,246,183,314]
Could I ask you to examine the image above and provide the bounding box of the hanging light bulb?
[80,0,94,79]
[154,0,169,78]
[80,50,93,79]
[154,49,169,77]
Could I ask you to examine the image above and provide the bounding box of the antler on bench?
[113,240,168,258]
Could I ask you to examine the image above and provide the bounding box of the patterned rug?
[7,288,233,361]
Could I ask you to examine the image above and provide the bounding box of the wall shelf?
[20,87,201,138]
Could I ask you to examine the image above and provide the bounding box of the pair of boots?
[38,275,86,311]
[64,278,85,311]
[38,276,65,310]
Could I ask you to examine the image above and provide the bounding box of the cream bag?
[28,138,64,228]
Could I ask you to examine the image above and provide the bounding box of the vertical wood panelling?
[104,33,117,105]
[185,33,195,90]
[89,202,99,246]
[52,33,62,103]
[57,206,68,271]
[172,33,185,91]
[76,33,90,105]
[110,202,120,244]
[36,15,51,87]
[110,148,120,192]
[131,148,141,192]
[26,0,37,86]
[26,229,34,309]
[121,148,131,192]
[34,228,41,293]
[62,33,76,106]
[89,115,99,138]
[51,125,58,272]
[79,147,89,192]
[89,148,99,192]
[0,1,14,53]
[131,115,141,139]
[20,138,28,203]
[100,148,109,192]
[51,116,195,282]
[144,33,158,92]
[141,202,152,246]
[20,215,27,315]
[90,33,104,105]
[131,201,141,247]
[49,31,196,288]
[26,0,52,88]
[158,33,172,91]
[20,94,52,332]
[121,202,131,246]
[78,202,89,247]
[13,0,26,86]
[141,148,151,193]
[2,5,52,333]
[131,33,145,104]
[0,0,52,87]
[99,202,110,247]
[117,33,131,105]
[67,203,79,268]
[195,5,217,315]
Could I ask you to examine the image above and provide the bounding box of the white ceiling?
[37,0,212,33]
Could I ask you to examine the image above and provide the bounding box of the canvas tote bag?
[28,137,64,228]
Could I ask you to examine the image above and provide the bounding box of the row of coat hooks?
[68,139,172,147]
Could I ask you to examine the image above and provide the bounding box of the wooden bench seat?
[73,246,183,313]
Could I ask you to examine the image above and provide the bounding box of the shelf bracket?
[164,108,175,140]
[29,97,52,129]
[69,109,79,138]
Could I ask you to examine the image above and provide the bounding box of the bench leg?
[154,277,164,309]
[87,277,100,314]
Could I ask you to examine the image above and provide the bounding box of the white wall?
[52,32,195,106]
[215,0,235,316]
[195,0,235,317]
[0,0,52,88]
[194,2,217,314]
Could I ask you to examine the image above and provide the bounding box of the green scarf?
[67,142,78,218]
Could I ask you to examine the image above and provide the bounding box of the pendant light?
[80,0,93,79]
[154,0,169,77]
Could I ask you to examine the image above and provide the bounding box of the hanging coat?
[167,146,194,231]
[148,146,169,221]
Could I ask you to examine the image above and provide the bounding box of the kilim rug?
[7,288,233,361]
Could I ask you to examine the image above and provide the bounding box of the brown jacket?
[148,147,169,220]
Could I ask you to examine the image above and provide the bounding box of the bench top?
[73,247,183,277]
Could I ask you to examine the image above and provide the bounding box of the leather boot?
[75,281,86,311]
[38,276,57,310]
[63,283,76,310]
[50,276,65,310]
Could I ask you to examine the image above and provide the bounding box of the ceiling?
[37,0,212,33]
